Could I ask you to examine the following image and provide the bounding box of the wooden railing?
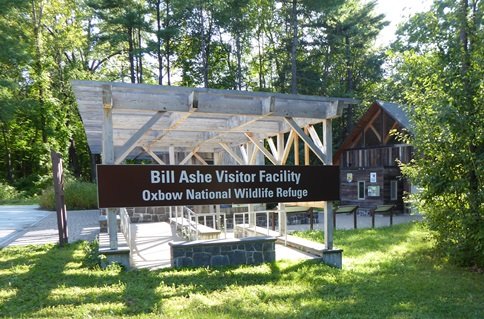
[342,144,412,168]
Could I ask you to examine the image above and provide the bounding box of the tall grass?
[38,180,98,210]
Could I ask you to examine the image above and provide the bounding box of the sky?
[373,0,433,46]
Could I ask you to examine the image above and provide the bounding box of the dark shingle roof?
[376,100,411,130]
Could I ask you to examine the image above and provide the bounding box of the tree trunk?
[1,125,13,182]
[459,0,480,216]
[258,29,265,90]
[156,0,163,85]
[68,138,81,178]
[32,1,48,143]
[138,28,143,83]
[290,0,298,94]
[236,34,242,90]
[164,0,171,85]
[128,26,136,83]
[345,34,354,134]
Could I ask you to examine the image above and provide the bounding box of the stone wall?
[127,207,171,223]
[170,237,276,268]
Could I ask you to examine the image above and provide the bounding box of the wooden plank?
[179,147,201,165]
[219,143,245,165]
[294,133,300,165]
[267,137,279,162]
[323,120,333,162]
[244,133,278,165]
[142,146,166,165]
[285,117,327,164]
[193,152,208,165]
[51,150,68,246]
[308,125,325,154]
[114,111,164,164]
[281,130,295,165]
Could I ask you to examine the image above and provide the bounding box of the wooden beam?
[384,121,399,144]
[285,117,327,164]
[304,127,310,165]
[267,137,279,161]
[142,146,166,165]
[308,125,325,154]
[367,123,381,142]
[101,92,117,250]
[294,133,300,165]
[277,133,284,163]
[193,152,208,165]
[219,143,245,165]
[169,146,175,164]
[102,84,112,109]
[145,111,194,149]
[114,111,164,164]
[323,119,334,250]
[179,147,200,165]
[323,120,333,163]
[244,133,278,165]
[239,145,249,164]
[248,143,259,164]
[281,130,295,164]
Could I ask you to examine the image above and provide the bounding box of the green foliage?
[0,181,21,201]
[387,0,484,267]
[38,180,98,210]
[0,224,483,318]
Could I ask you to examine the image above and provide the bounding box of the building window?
[358,181,365,200]
[390,180,398,200]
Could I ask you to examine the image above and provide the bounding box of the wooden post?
[323,120,334,250]
[304,126,310,165]
[294,133,299,165]
[308,207,314,231]
[371,209,375,228]
[51,150,68,246]
[102,84,118,250]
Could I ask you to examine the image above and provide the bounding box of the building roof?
[71,80,358,160]
[333,101,410,164]
[376,100,411,129]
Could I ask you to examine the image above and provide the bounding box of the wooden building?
[333,101,412,214]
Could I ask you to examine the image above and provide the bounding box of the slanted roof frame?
[71,80,357,164]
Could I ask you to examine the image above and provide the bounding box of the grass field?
[0,222,482,318]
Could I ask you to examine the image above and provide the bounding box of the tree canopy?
[388,0,483,267]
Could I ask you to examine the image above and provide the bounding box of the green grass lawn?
[0,222,482,318]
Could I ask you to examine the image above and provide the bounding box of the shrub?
[0,182,21,201]
[38,180,98,210]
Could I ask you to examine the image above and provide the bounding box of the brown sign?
[97,165,339,208]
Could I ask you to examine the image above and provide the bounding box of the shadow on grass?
[1,223,482,318]
[0,244,74,316]
[0,242,285,317]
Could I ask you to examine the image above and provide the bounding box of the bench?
[372,204,395,227]
[169,217,221,240]
[334,205,358,229]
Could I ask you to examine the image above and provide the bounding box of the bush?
[38,180,98,210]
[0,182,22,201]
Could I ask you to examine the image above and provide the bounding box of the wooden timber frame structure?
[71,80,357,253]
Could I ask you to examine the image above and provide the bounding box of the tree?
[391,0,483,267]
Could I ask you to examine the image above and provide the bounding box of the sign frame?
[97,165,340,208]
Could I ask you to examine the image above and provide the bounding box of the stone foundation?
[127,207,171,223]
[170,237,276,268]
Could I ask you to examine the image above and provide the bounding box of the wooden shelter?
[334,101,413,214]
[71,80,357,262]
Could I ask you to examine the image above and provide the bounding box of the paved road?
[0,205,99,247]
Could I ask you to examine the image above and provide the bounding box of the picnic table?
[334,205,359,229]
